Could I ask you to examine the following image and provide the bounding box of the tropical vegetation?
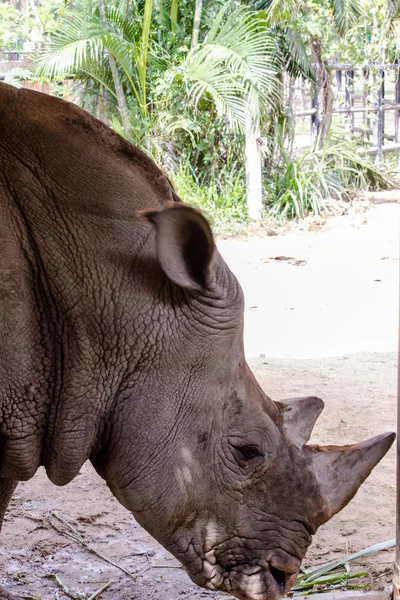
[2,0,400,230]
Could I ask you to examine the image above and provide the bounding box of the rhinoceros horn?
[277,396,325,447]
[310,431,395,522]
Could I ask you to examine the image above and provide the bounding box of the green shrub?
[171,161,249,234]
[264,133,398,219]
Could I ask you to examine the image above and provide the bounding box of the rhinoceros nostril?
[269,565,287,590]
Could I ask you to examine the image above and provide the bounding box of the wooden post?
[301,80,306,111]
[346,69,355,133]
[287,75,296,155]
[363,67,368,139]
[336,68,343,92]
[394,246,400,600]
[345,69,350,130]
[382,68,385,147]
[395,66,400,165]
[375,66,384,167]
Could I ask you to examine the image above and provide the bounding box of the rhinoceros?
[0,82,395,600]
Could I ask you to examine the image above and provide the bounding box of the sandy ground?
[1,201,399,600]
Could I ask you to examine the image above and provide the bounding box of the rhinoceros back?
[0,83,175,485]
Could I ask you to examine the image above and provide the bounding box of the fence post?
[336,68,343,92]
[394,248,400,600]
[395,65,400,165]
[345,69,355,133]
[375,66,384,167]
[363,67,369,139]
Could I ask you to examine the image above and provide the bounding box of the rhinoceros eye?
[234,444,263,461]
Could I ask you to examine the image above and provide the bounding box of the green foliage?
[36,2,281,136]
[172,161,249,233]
[4,67,34,88]
[294,539,394,594]
[324,133,398,190]
[35,2,150,115]
[173,5,281,131]
[0,0,64,51]
[326,0,364,36]
[265,133,397,219]
[319,0,392,65]
[7,0,400,229]
[265,146,340,219]
[0,3,20,50]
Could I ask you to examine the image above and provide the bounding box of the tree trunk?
[375,65,384,168]
[191,0,203,49]
[311,38,333,150]
[287,75,296,155]
[97,85,108,124]
[98,0,130,133]
[245,114,263,220]
[319,72,334,148]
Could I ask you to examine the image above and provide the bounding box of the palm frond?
[254,0,273,9]
[161,115,202,145]
[35,13,106,77]
[205,3,230,44]
[282,26,314,80]
[328,0,364,35]
[106,5,141,42]
[267,0,298,24]
[79,60,117,100]
[4,68,33,88]
[175,6,281,131]
[102,33,142,103]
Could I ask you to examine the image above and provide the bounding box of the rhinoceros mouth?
[185,555,298,600]
[168,522,300,600]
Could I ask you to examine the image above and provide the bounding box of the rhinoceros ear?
[277,396,324,447]
[142,205,215,291]
[309,431,395,524]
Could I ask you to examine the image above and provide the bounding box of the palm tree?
[256,0,364,148]
[176,4,281,218]
[36,1,281,217]
[35,0,153,128]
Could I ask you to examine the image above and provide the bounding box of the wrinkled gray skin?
[0,83,395,600]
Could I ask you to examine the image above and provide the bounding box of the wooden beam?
[358,142,400,154]
[306,592,387,600]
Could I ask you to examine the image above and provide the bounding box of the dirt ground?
[2,200,400,600]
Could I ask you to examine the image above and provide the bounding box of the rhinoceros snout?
[219,565,296,600]
[196,559,299,600]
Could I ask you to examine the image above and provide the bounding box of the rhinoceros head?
[95,204,394,600]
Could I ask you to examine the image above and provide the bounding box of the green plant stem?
[170,0,178,33]
[191,0,203,48]
[293,570,368,590]
[297,539,395,583]
[138,0,152,117]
